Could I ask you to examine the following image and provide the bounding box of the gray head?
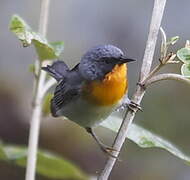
[79,45,136,81]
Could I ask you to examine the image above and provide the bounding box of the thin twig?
[145,73,190,87]
[141,62,163,84]
[98,0,167,179]
[140,52,174,85]
[160,27,167,59]
[25,0,50,180]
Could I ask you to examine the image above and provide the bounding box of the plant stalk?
[98,0,167,179]
[145,73,190,87]
[25,0,50,180]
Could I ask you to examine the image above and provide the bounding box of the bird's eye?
[104,58,111,64]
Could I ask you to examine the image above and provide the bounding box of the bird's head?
[79,45,136,81]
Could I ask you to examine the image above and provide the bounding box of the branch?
[25,1,50,180]
[145,73,190,86]
[141,52,175,85]
[160,27,167,59]
[140,0,167,81]
[98,0,167,179]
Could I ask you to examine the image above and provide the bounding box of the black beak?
[119,55,136,63]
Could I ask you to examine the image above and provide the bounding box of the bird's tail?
[42,60,69,81]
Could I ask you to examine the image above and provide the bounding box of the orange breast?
[83,63,128,106]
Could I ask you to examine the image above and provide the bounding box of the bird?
[42,45,139,157]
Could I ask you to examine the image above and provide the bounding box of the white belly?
[56,97,119,128]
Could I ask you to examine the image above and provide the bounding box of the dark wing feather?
[42,60,69,81]
[51,79,81,117]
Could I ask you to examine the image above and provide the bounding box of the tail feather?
[42,60,69,81]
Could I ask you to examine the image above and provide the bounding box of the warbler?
[42,45,138,157]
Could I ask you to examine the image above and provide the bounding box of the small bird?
[42,45,138,157]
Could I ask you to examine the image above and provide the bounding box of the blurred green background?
[0,0,190,179]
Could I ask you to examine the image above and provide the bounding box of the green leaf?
[50,41,64,57]
[181,64,190,77]
[177,47,190,64]
[42,93,53,116]
[167,36,179,45]
[33,40,64,60]
[9,15,34,47]
[9,15,64,61]
[0,144,88,180]
[100,112,190,165]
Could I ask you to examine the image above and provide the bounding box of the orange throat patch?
[83,63,128,106]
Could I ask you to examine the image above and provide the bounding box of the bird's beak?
[120,55,136,63]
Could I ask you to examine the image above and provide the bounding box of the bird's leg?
[85,127,118,158]
[116,94,142,112]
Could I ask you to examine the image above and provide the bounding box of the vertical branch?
[25,1,50,180]
[140,0,167,81]
[98,0,167,180]
[38,0,50,36]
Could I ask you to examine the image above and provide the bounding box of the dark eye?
[104,58,111,64]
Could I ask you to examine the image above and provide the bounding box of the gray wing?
[42,60,69,81]
[51,79,81,117]
[51,65,83,117]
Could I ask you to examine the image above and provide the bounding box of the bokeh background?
[0,0,190,179]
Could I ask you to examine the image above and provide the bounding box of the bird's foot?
[116,100,142,112]
[86,127,120,159]
[128,101,143,112]
[100,145,120,159]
